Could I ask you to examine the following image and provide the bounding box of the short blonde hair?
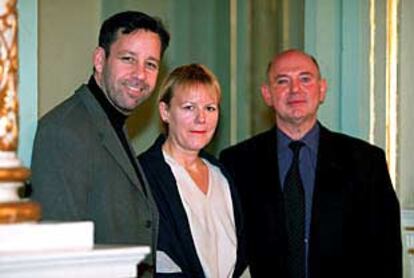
[158,63,221,106]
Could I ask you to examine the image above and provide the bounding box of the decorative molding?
[369,0,376,144]
[0,0,39,222]
[385,0,399,187]
[0,245,150,277]
[0,0,18,151]
[402,209,414,278]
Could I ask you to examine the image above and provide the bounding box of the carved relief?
[0,0,18,151]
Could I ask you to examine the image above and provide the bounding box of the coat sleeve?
[30,121,93,221]
[368,148,402,277]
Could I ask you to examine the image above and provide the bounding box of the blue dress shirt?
[277,123,320,276]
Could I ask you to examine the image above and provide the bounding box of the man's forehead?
[111,30,161,56]
[271,53,319,76]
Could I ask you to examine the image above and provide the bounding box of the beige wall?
[38,0,101,116]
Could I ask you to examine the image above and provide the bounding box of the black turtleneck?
[88,76,147,195]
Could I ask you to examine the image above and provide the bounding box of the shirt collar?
[277,123,320,155]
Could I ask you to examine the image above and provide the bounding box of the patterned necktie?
[284,141,305,278]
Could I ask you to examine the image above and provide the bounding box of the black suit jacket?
[138,135,247,277]
[219,124,402,278]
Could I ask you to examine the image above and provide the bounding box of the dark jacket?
[219,123,402,278]
[138,135,247,277]
[31,85,158,269]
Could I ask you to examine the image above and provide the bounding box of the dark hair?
[98,11,170,57]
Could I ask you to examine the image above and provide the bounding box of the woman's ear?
[159,102,169,123]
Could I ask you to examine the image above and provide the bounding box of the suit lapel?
[310,126,347,264]
[78,86,141,187]
[313,125,347,215]
[257,127,283,198]
[100,128,140,186]
[250,128,287,249]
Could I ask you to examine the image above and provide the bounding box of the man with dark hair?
[31,11,170,275]
[220,49,402,278]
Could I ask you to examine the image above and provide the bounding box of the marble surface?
[0,245,150,278]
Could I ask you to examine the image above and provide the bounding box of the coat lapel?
[257,127,283,201]
[143,136,205,275]
[310,125,347,266]
[100,128,140,186]
[77,86,141,187]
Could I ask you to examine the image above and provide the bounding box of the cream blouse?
[163,151,237,278]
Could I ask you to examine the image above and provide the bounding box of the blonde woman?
[138,64,246,277]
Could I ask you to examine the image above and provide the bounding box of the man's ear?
[159,101,169,123]
[93,47,106,74]
[319,78,328,103]
[261,83,273,107]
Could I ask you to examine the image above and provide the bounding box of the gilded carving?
[0,0,18,151]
